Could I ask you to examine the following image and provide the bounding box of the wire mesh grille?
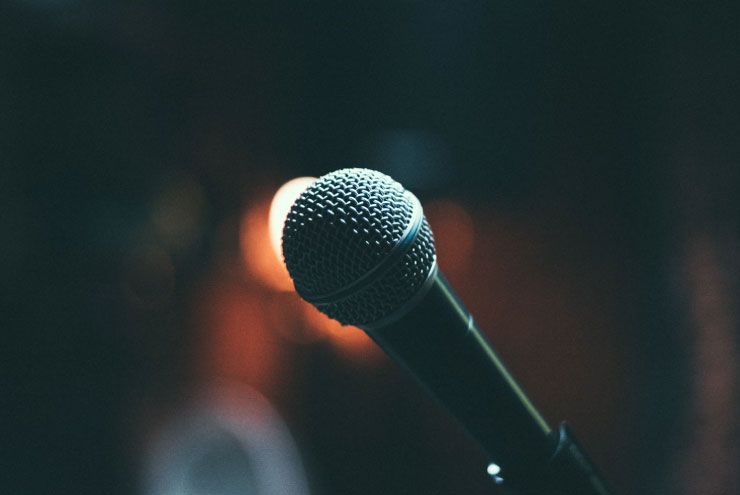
[282,168,436,326]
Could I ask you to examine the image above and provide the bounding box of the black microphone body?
[282,168,613,494]
[365,271,611,494]
[364,271,552,471]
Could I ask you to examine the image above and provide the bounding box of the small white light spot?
[486,463,501,476]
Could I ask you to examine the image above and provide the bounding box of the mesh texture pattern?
[282,168,436,326]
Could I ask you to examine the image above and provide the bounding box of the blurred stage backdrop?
[3,2,739,495]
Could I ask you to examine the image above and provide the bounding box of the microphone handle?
[362,272,612,494]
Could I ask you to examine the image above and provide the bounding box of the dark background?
[3,2,739,494]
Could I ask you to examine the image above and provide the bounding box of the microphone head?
[282,168,436,327]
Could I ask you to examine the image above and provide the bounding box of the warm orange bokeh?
[234,178,379,364]
[423,199,475,282]
[240,177,315,292]
[300,301,380,361]
[197,284,282,392]
[268,177,316,261]
[240,197,294,292]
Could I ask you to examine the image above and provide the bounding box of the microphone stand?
[494,422,612,495]
[365,274,614,495]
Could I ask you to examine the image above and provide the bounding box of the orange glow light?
[423,199,475,281]
[197,284,281,391]
[240,177,314,292]
[300,301,379,361]
[269,177,316,262]
[241,175,379,363]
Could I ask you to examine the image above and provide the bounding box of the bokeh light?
[300,302,380,361]
[423,199,475,281]
[237,176,378,362]
[240,178,315,292]
[197,284,282,392]
[268,177,316,262]
[150,175,207,255]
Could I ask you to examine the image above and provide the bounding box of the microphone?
[281,168,612,494]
